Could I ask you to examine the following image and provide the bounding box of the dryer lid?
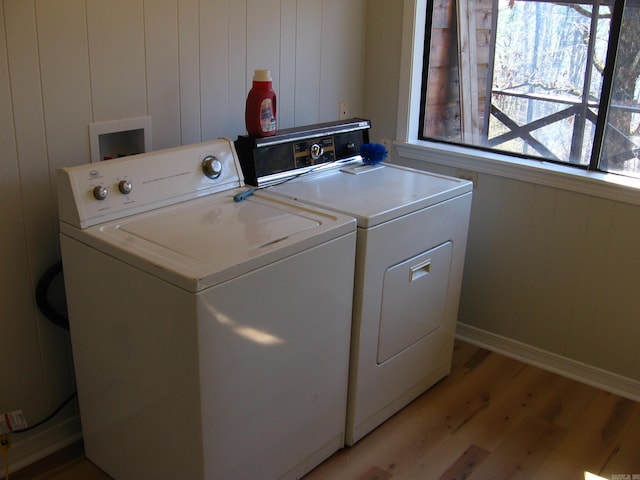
[269,163,473,228]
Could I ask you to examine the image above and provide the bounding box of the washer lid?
[63,189,355,292]
[270,163,472,228]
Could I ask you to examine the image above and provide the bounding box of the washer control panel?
[58,138,244,229]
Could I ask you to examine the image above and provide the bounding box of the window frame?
[395,0,640,206]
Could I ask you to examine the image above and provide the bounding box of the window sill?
[395,140,640,206]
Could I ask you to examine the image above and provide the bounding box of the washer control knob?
[93,185,108,200]
[118,180,133,194]
[202,155,223,179]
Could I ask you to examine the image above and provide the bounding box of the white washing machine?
[57,138,357,479]
[236,121,473,445]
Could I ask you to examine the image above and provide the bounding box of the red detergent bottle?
[245,69,277,137]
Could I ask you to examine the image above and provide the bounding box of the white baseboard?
[456,323,640,403]
[1,415,82,479]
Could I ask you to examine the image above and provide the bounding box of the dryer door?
[376,241,453,364]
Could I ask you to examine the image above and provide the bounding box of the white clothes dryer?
[58,138,357,479]
[236,121,473,445]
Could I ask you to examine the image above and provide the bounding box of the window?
[420,0,640,179]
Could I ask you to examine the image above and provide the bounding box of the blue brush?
[360,143,388,165]
[233,188,255,202]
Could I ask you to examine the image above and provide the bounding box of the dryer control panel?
[235,118,370,187]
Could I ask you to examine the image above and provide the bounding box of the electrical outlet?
[1,410,27,434]
[339,100,349,120]
[380,138,393,151]
[455,169,479,188]
[380,139,393,159]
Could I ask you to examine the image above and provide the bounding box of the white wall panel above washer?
[278,0,297,129]
[319,0,365,121]
[178,0,201,145]
[86,0,147,122]
[199,0,230,140]
[144,0,181,150]
[294,0,322,126]
[246,0,281,81]
[36,0,92,172]
[228,1,248,137]
[3,0,53,266]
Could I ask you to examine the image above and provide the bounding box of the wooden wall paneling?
[0,1,46,415]
[458,174,504,332]
[2,0,53,421]
[532,190,590,354]
[589,202,640,379]
[318,0,365,122]
[516,184,557,344]
[425,16,461,139]
[564,196,614,364]
[294,0,322,126]
[86,0,147,122]
[428,30,454,68]
[431,0,455,28]
[425,100,461,138]
[363,0,403,141]
[348,0,365,119]
[246,0,280,82]
[279,0,297,129]
[36,0,92,171]
[475,0,491,126]
[426,65,459,103]
[0,1,20,251]
[456,0,480,143]
[483,178,536,340]
[178,0,201,145]
[227,1,247,138]
[34,0,91,410]
[144,0,181,150]
[199,0,230,139]
[0,5,17,186]
[475,0,493,30]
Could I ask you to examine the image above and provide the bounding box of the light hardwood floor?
[9,341,640,479]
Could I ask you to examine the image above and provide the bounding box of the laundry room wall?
[364,1,640,399]
[0,0,365,471]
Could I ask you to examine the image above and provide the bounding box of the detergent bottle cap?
[253,69,272,82]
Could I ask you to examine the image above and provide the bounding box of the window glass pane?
[423,0,464,141]
[422,0,612,167]
[599,1,640,178]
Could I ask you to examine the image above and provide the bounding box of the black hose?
[35,261,69,330]
[11,390,78,434]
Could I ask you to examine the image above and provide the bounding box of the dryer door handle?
[409,259,431,282]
